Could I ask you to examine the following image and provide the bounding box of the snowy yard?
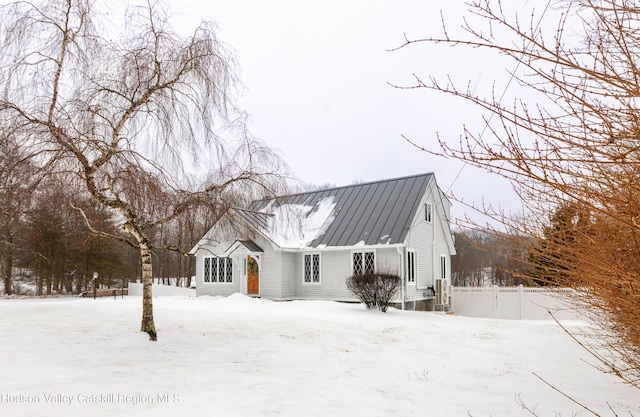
[0,295,637,417]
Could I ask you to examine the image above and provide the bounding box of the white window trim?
[351,249,376,276]
[407,250,416,284]
[440,254,447,280]
[302,253,321,285]
[425,202,433,223]
[203,256,234,284]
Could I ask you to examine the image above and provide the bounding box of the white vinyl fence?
[451,285,584,320]
[128,283,196,297]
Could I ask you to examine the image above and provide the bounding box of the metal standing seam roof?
[235,173,435,249]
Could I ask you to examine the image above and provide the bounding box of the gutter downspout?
[397,246,405,310]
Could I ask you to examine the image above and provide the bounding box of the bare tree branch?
[0,0,289,340]
[393,0,640,390]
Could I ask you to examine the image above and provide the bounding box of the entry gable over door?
[225,240,264,256]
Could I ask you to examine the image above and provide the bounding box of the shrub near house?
[346,273,401,312]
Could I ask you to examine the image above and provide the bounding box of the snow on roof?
[230,173,443,249]
[263,196,336,249]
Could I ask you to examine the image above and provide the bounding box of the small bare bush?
[346,273,401,312]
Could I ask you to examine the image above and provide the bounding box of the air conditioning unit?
[435,279,449,305]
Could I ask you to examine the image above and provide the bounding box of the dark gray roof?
[235,173,435,248]
[231,207,272,232]
[238,240,264,253]
[223,239,264,256]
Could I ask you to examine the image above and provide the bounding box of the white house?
[189,173,456,310]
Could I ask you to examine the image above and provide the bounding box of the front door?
[247,256,259,295]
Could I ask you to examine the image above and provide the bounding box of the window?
[407,250,416,283]
[225,257,233,283]
[440,255,447,280]
[203,257,233,283]
[353,250,375,275]
[303,253,321,284]
[204,257,211,282]
[425,203,432,223]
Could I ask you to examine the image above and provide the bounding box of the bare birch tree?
[0,0,287,340]
[393,0,640,387]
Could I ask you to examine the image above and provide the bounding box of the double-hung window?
[407,250,416,283]
[352,250,375,275]
[425,203,433,223]
[203,257,233,283]
[303,253,321,284]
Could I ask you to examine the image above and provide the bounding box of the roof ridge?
[231,206,274,216]
[253,172,434,202]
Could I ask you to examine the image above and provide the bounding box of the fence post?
[518,284,524,320]
[493,285,498,318]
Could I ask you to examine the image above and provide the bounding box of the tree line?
[451,229,528,287]
[0,165,221,296]
[452,203,603,289]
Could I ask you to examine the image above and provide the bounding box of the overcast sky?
[175,0,531,224]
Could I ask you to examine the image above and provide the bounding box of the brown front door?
[247,256,259,295]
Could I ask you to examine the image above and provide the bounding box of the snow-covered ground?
[0,295,637,417]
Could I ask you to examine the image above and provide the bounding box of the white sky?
[177,1,534,223]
